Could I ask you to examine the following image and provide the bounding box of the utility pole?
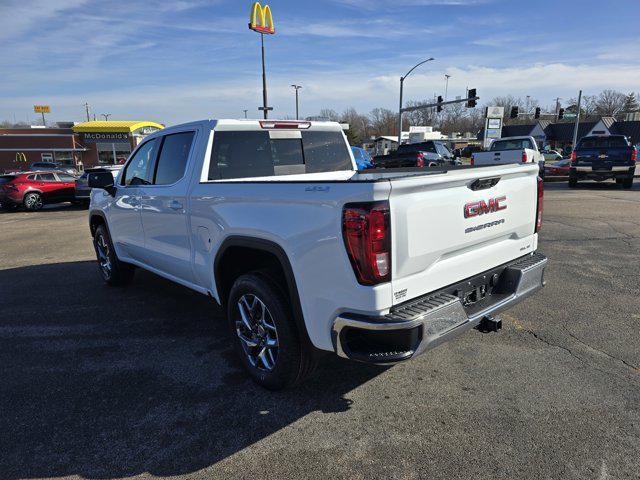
[444,74,451,102]
[398,57,435,146]
[243,109,248,119]
[571,90,582,150]
[84,102,91,122]
[291,84,302,119]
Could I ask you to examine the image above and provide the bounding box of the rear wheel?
[93,224,135,286]
[23,192,43,211]
[568,173,578,188]
[622,176,633,189]
[227,272,314,390]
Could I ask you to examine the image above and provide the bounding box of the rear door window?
[56,173,76,182]
[122,139,159,186]
[209,130,352,180]
[153,132,195,185]
[39,173,57,182]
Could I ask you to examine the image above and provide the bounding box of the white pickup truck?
[472,136,545,177]
[87,119,547,389]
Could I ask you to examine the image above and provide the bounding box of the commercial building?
[0,120,163,173]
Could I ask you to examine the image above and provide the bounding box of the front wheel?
[93,224,135,286]
[23,192,43,211]
[227,272,314,390]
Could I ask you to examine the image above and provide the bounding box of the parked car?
[30,162,78,176]
[373,140,461,168]
[570,135,636,188]
[544,159,571,177]
[542,150,563,162]
[0,171,79,211]
[472,136,545,178]
[87,119,547,390]
[350,146,374,170]
[75,165,123,205]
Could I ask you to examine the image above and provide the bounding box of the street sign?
[33,105,50,113]
[483,106,504,149]
[563,113,577,118]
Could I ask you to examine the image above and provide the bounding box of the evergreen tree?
[622,92,640,113]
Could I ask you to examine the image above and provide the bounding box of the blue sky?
[0,0,639,125]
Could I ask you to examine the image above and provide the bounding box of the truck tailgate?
[388,163,539,305]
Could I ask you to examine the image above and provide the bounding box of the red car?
[0,171,78,211]
[543,159,571,178]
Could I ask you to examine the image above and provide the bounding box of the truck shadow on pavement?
[0,261,387,479]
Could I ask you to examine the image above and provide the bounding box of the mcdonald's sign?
[16,152,27,163]
[248,2,274,34]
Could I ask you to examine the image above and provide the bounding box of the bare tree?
[369,108,398,136]
[595,90,626,116]
[318,108,340,121]
[340,107,371,143]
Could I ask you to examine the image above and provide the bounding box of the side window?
[154,132,195,185]
[27,174,36,180]
[210,131,273,180]
[39,173,56,182]
[57,173,76,182]
[122,139,159,186]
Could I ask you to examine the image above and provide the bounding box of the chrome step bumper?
[332,252,547,363]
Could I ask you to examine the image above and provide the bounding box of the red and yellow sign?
[33,105,50,113]
[248,2,274,34]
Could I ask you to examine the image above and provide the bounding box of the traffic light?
[534,107,541,119]
[558,108,565,119]
[510,106,519,119]
[467,88,477,108]
[437,95,443,112]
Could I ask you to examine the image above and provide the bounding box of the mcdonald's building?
[0,120,163,173]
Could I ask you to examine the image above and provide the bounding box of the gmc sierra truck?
[87,119,547,390]
[569,134,636,188]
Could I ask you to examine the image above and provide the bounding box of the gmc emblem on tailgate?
[464,196,507,218]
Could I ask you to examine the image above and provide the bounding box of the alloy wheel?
[26,194,42,210]
[96,234,112,278]
[236,294,279,371]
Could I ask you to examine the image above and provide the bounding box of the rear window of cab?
[577,137,629,149]
[208,130,352,180]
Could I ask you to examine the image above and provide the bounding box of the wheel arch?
[89,210,109,238]
[214,236,312,347]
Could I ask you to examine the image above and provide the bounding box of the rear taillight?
[571,151,576,162]
[521,150,527,163]
[470,155,474,166]
[535,176,544,233]
[632,148,637,162]
[416,152,424,167]
[342,201,391,285]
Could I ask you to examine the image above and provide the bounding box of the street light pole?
[101,113,111,121]
[444,74,451,102]
[243,109,248,119]
[397,57,434,147]
[291,84,302,120]
[84,102,91,122]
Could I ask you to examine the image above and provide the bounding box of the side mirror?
[88,171,116,196]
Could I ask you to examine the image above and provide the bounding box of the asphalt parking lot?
[1,182,639,480]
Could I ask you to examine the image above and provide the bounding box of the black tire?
[227,272,314,390]
[23,192,43,211]
[622,176,633,189]
[93,224,135,286]
[568,174,578,188]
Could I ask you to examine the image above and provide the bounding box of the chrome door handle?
[169,200,183,210]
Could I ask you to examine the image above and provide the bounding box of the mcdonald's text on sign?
[249,2,274,34]
[33,105,51,113]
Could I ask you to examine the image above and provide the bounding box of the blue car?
[351,146,374,170]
